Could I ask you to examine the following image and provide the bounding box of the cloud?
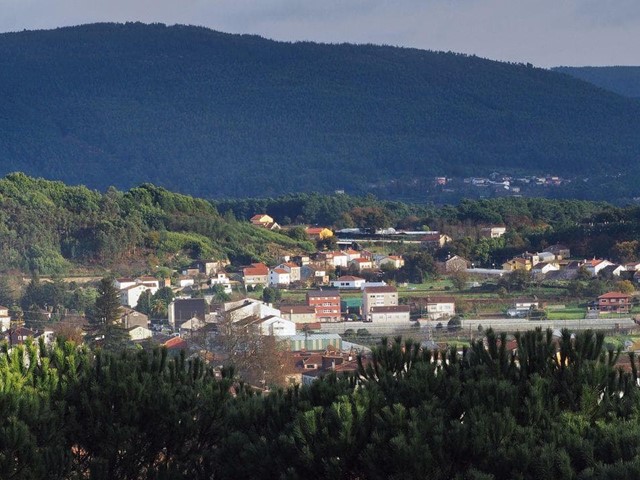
[0,0,638,67]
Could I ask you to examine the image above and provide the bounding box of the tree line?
[2,329,640,479]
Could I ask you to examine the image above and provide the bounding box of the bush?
[447,316,462,331]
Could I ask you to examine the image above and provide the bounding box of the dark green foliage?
[0,174,313,273]
[0,330,619,479]
[261,287,282,304]
[89,278,121,326]
[2,24,640,200]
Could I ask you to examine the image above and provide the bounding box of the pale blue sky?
[1,0,639,67]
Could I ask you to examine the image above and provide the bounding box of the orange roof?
[599,292,631,299]
[163,337,187,350]
[244,263,269,276]
[336,276,365,281]
[273,268,289,274]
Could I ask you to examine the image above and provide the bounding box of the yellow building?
[502,257,532,271]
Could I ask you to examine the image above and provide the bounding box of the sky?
[1,0,639,68]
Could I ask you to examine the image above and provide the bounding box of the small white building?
[178,277,195,288]
[258,315,296,336]
[331,276,366,289]
[0,305,10,332]
[269,268,291,286]
[119,284,159,308]
[369,306,411,324]
[424,296,456,320]
[585,259,614,277]
[331,253,349,268]
[209,273,232,294]
[128,326,153,341]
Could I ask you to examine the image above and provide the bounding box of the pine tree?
[90,278,121,326]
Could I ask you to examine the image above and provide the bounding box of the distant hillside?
[2,23,640,200]
[0,173,313,274]
[553,66,640,98]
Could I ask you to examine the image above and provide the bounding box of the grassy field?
[546,308,586,320]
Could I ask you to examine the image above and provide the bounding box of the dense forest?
[0,173,313,275]
[3,330,640,479]
[2,23,640,201]
[553,66,640,99]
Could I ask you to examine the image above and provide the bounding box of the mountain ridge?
[2,22,640,200]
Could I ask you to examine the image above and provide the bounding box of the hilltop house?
[250,214,280,230]
[421,232,452,249]
[479,226,506,239]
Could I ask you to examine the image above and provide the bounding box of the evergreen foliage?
[1,330,640,478]
[0,173,313,273]
[2,24,640,199]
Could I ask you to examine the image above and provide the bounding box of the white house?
[0,305,10,332]
[537,251,556,263]
[350,258,373,272]
[585,259,614,276]
[128,326,153,341]
[119,284,159,308]
[258,315,296,336]
[276,262,301,282]
[209,273,232,294]
[269,268,291,286]
[343,249,361,262]
[331,253,349,268]
[178,276,195,288]
[225,299,282,324]
[377,255,405,269]
[531,262,560,279]
[331,276,366,289]
[424,296,456,320]
[369,306,411,324]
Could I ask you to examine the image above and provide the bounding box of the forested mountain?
[0,173,312,274]
[553,66,640,98]
[2,23,640,200]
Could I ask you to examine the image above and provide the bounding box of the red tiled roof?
[598,292,631,299]
[244,263,269,276]
[163,336,188,350]
[335,276,364,281]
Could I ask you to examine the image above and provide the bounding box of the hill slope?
[0,173,313,275]
[2,23,640,199]
[552,66,640,98]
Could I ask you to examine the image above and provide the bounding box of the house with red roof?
[598,292,631,314]
[330,276,366,289]
[243,263,269,286]
[269,268,291,286]
[585,259,615,277]
[250,214,280,230]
